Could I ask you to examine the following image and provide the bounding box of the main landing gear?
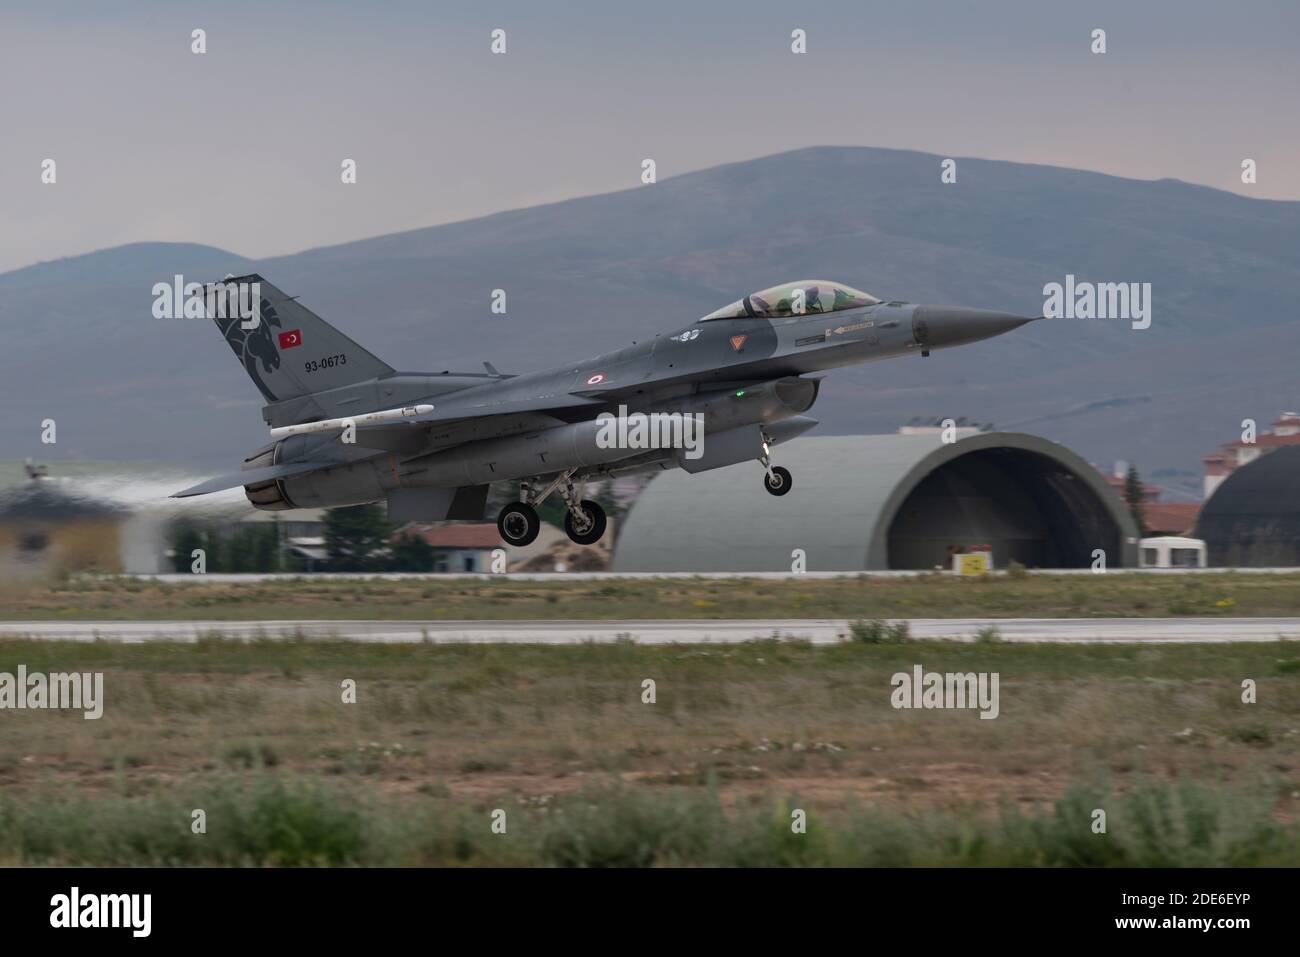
[563,497,607,545]
[497,500,541,547]
[497,471,608,547]
[759,430,793,496]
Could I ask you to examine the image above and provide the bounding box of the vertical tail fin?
[205,273,393,403]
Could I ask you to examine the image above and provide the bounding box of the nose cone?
[911,306,1036,350]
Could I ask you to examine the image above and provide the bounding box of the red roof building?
[1094,466,1201,535]
[1204,413,1300,499]
[1140,502,1201,536]
[392,523,502,572]
[397,523,502,549]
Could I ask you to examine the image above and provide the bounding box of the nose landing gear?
[758,431,793,496]
[764,466,792,496]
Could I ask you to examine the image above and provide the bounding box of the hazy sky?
[3,0,1297,273]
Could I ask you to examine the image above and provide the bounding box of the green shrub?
[0,776,1293,867]
[848,619,910,644]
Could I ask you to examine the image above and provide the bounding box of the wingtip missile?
[267,404,435,440]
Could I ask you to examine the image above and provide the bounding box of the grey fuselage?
[245,300,1029,511]
[269,300,919,428]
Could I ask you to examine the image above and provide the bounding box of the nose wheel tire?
[498,502,541,547]
[764,466,792,496]
[564,499,607,545]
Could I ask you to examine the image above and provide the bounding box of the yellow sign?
[954,553,992,576]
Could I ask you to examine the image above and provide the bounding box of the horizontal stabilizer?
[171,460,332,498]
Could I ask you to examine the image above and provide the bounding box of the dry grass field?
[1,635,1297,864]
[4,571,1300,621]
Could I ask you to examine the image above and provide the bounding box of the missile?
[269,404,435,439]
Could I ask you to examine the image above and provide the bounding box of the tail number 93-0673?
[305,354,347,373]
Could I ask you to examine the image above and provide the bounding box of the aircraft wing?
[272,392,607,441]
[176,393,607,496]
[391,391,605,424]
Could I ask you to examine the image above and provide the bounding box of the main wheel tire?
[764,466,792,496]
[497,502,541,547]
[564,499,607,545]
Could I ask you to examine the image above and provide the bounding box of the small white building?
[1139,536,1207,569]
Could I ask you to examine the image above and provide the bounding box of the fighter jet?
[174,275,1035,547]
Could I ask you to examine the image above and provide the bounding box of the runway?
[129,568,1300,581]
[0,618,1297,644]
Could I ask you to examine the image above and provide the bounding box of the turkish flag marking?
[278,329,302,349]
[729,335,747,351]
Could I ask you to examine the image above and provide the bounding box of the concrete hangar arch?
[612,432,1138,572]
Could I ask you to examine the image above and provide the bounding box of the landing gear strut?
[497,471,608,547]
[558,474,607,545]
[758,431,793,496]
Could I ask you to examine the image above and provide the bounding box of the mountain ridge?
[3,146,1296,500]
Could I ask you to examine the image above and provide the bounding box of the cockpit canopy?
[699,280,880,322]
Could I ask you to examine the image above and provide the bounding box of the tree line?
[167,504,434,573]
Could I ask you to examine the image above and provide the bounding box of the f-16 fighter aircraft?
[174,275,1035,547]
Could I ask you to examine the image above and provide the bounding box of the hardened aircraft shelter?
[612,432,1139,572]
